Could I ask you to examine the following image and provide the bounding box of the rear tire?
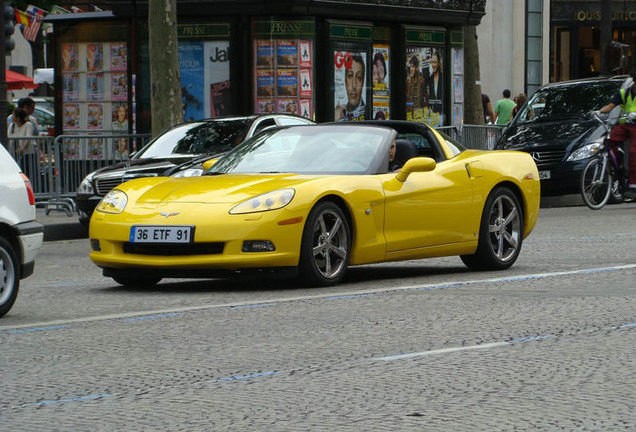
[461,187,523,271]
[581,157,612,210]
[0,237,20,318]
[298,201,351,287]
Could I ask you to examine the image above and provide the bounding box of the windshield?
[208,125,391,175]
[515,80,623,124]
[137,119,253,158]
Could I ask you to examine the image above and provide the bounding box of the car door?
[382,159,474,252]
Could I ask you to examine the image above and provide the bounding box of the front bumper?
[89,204,306,273]
[536,159,589,196]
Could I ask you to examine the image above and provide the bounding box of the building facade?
[45,0,486,146]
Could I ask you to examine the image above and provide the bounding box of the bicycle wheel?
[580,157,612,210]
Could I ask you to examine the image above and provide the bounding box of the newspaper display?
[253,36,313,120]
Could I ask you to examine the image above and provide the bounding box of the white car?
[0,144,44,318]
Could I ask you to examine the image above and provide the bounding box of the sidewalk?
[36,208,88,242]
[36,195,586,243]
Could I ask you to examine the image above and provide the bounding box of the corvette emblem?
[160,212,180,218]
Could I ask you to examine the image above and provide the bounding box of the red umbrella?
[5,69,39,90]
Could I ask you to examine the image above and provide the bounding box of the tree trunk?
[463,25,484,125]
[148,0,183,137]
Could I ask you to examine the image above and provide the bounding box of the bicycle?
[580,111,631,210]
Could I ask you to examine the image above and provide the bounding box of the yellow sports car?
[89,121,540,287]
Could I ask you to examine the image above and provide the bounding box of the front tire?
[0,237,20,318]
[581,157,612,210]
[461,187,523,271]
[298,201,351,286]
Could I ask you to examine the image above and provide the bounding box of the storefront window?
[252,19,315,119]
[405,29,446,126]
[178,24,231,120]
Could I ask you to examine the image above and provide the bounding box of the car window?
[515,80,623,124]
[397,132,440,160]
[137,119,252,158]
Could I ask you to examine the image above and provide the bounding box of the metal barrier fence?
[7,134,151,215]
[436,124,505,150]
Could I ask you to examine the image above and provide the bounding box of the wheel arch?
[312,194,355,244]
[0,223,21,263]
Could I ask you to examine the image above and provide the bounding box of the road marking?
[2,264,635,332]
[33,393,113,406]
[120,312,183,322]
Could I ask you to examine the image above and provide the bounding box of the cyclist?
[598,69,636,199]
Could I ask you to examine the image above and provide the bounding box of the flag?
[21,5,47,42]
[15,9,31,26]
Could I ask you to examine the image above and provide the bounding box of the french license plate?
[130,225,193,243]
[539,170,551,180]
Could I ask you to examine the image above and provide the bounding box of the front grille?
[96,177,124,195]
[527,150,566,170]
[123,242,225,256]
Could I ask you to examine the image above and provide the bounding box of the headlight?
[172,168,204,177]
[229,188,295,215]
[567,142,602,161]
[77,174,94,195]
[96,189,128,214]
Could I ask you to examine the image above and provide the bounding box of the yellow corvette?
[89,121,540,287]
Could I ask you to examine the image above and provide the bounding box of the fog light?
[242,240,275,252]
[90,239,101,251]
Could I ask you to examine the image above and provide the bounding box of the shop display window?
[252,19,315,120]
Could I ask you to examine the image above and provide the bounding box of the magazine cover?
[299,69,312,98]
[299,40,312,68]
[257,99,275,114]
[334,50,368,122]
[62,74,79,101]
[63,103,80,130]
[87,103,104,130]
[210,80,231,117]
[277,69,298,97]
[276,40,298,66]
[86,134,104,159]
[111,103,129,131]
[86,43,103,72]
[111,73,128,101]
[62,44,78,72]
[255,40,274,68]
[299,99,312,119]
[256,69,275,97]
[278,98,298,115]
[110,42,127,71]
[87,73,104,101]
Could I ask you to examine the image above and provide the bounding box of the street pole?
[600,0,612,76]
[0,1,8,148]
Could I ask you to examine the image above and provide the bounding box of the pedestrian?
[493,89,516,125]
[9,109,38,180]
[7,97,40,135]
[481,93,495,124]
[598,69,636,199]
[512,93,527,118]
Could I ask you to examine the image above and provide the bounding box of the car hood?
[92,156,194,178]
[132,174,322,204]
[499,118,600,151]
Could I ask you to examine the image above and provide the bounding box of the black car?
[76,114,314,224]
[496,75,631,196]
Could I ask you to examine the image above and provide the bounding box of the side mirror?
[396,157,436,182]
[201,158,218,171]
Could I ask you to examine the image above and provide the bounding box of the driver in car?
[599,69,636,200]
